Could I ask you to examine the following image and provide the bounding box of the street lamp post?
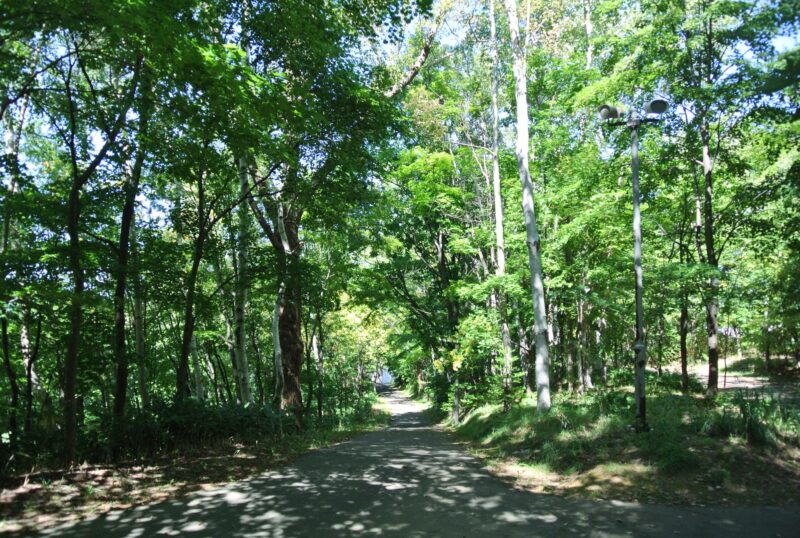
[598,99,668,433]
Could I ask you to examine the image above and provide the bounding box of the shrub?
[606,367,703,394]
[702,389,800,447]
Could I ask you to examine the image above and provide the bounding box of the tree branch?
[384,8,448,98]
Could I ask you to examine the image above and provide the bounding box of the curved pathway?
[40,389,799,537]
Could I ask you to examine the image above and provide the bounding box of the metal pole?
[630,119,648,432]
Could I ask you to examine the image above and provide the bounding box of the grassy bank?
[448,373,800,506]
[0,402,390,534]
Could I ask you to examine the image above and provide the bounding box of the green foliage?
[606,368,704,394]
[703,390,800,447]
[454,379,712,479]
[0,0,437,471]
[1,0,799,492]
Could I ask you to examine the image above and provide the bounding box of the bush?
[68,399,294,461]
[702,389,800,447]
[606,367,703,394]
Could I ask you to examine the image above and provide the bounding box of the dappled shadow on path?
[40,389,799,537]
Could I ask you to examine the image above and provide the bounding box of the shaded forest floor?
[666,354,800,398]
[0,405,391,534]
[438,361,800,508]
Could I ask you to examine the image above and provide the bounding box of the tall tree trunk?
[565,316,575,392]
[112,85,150,456]
[763,310,771,372]
[1,316,18,447]
[208,342,233,403]
[111,180,136,455]
[279,214,304,420]
[504,0,550,412]
[190,332,205,400]
[1,74,31,450]
[700,122,720,395]
[205,349,220,406]
[177,173,207,401]
[1,97,27,445]
[251,330,265,405]
[132,229,148,408]
[272,281,286,410]
[304,340,314,412]
[212,250,240,401]
[489,0,515,410]
[518,307,533,395]
[248,164,304,420]
[576,298,585,393]
[62,54,139,465]
[312,317,324,418]
[233,158,253,405]
[64,174,84,465]
[680,294,690,392]
[22,310,41,434]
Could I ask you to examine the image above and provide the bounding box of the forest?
[1,0,799,531]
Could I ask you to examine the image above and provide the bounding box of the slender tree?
[504,0,551,412]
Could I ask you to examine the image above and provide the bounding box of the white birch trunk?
[272,281,285,411]
[20,307,39,393]
[489,0,515,406]
[131,223,149,408]
[504,0,551,412]
[271,202,292,410]
[234,157,253,405]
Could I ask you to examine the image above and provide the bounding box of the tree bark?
[22,309,41,434]
[701,121,720,395]
[132,229,148,408]
[383,8,447,99]
[489,0,515,410]
[763,310,771,372]
[248,176,303,420]
[64,174,84,464]
[190,332,205,400]
[311,317,324,418]
[576,297,593,392]
[680,294,690,392]
[504,0,551,412]
[233,157,253,404]
[62,53,139,465]
[112,80,151,456]
[279,213,304,420]
[177,171,207,401]
[1,316,18,447]
[272,281,286,410]
[251,329,266,405]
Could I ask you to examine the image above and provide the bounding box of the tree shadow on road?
[35,389,799,537]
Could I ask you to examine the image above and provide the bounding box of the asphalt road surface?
[40,389,800,537]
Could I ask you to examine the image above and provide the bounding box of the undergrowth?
[2,394,386,477]
[452,370,800,479]
[703,389,800,446]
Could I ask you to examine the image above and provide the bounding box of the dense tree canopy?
[0,0,797,479]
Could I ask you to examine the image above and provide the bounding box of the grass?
[0,402,391,535]
[447,373,800,506]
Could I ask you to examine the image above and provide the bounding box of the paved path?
[41,390,799,537]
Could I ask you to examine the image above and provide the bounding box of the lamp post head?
[598,104,622,120]
[645,99,669,115]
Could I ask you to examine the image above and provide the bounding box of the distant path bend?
[42,388,800,537]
